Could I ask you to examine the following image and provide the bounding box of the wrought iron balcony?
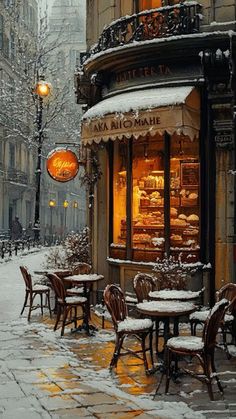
[85,2,202,61]
[6,169,28,185]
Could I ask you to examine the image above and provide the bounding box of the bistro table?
[137,300,196,358]
[149,289,204,302]
[63,273,104,332]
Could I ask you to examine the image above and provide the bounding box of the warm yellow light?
[35,81,51,97]
[63,200,69,208]
[49,199,56,208]
[73,201,78,208]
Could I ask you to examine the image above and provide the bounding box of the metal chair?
[20,266,52,321]
[103,284,154,373]
[47,273,88,336]
[164,299,229,400]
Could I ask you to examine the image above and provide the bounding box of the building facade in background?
[0,0,87,241]
[0,0,38,237]
[77,0,236,301]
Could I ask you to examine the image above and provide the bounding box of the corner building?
[76,0,236,302]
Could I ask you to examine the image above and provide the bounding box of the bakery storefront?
[81,84,204,290]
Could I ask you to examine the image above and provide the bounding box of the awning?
[81,86,200,145]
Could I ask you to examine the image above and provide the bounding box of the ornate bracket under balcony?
[85,2,202,60]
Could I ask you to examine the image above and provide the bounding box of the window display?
[111,133,200,262]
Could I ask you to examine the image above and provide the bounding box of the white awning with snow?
[81,86,200,145]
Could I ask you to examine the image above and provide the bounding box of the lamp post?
[49,199,56,245]
[73,201,78,231]
[33,79,52,241]
[63,200,69,238]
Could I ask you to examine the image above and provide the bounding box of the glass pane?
[170,134,200,261]
[132,135,165,254]
[113,141,127,247]
[139,0,162,10]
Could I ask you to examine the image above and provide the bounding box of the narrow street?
[0,248,235,418]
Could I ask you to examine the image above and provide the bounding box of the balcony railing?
[6,169,28,185]
[85,2,202,61]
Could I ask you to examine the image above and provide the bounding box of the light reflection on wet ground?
[30,308,236,417]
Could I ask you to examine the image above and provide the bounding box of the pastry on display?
[187,214,199,225]
[178,213,187,220]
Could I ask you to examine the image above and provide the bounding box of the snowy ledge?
[83,30,234,67]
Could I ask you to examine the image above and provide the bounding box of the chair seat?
[67,287,84,295]
[190,310,233,323]
[117,317,152,333]
[65,296,87,304]
[32,284,50,292]
[167,335,204,351]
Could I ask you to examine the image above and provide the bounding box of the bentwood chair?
[20,266,52,321]
[103,284,154,373]
[47,273,88,336]
[65,262,92,296]
[190,283,236,356]
[133,273,157,303]
[164,299,229,400]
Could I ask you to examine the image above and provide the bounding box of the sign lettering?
[47,149,79,182]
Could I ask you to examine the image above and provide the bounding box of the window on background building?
[135,0,183,12]
[0,15,3,50]
[9,143,15,168]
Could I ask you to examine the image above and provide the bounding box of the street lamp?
[73,201,78,231]
[33,79,52,241]
[49,199,56,245]
[63,200,69,238]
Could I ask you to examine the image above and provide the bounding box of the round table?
[137,300,196,357]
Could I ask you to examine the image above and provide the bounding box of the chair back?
[133,273,156,303]
[203,299,229,350]
[72,262,92,275]
[47,273,66,303]
[228,295,236,317]
[20,266,32,291]
[103,284,128,329]
[216,283,236,303]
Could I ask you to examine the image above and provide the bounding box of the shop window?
[113,141,127,248]
[110,133,200,263]
[132,136,165,258]
[169,134,200,259]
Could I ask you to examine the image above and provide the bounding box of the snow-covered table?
[149,289,204,301]
[137,300,196,357]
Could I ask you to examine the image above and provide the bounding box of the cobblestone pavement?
[0,308,236,419]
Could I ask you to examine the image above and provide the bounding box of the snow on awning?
[81,86,200,145]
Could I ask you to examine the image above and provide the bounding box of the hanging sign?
[47,148,79,182]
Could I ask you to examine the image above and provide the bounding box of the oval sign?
[47,149,79,182]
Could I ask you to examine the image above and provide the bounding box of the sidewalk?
[0,250,236,418]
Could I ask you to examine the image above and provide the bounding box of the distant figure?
[25,222,34,240]
[11,216,23,240]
